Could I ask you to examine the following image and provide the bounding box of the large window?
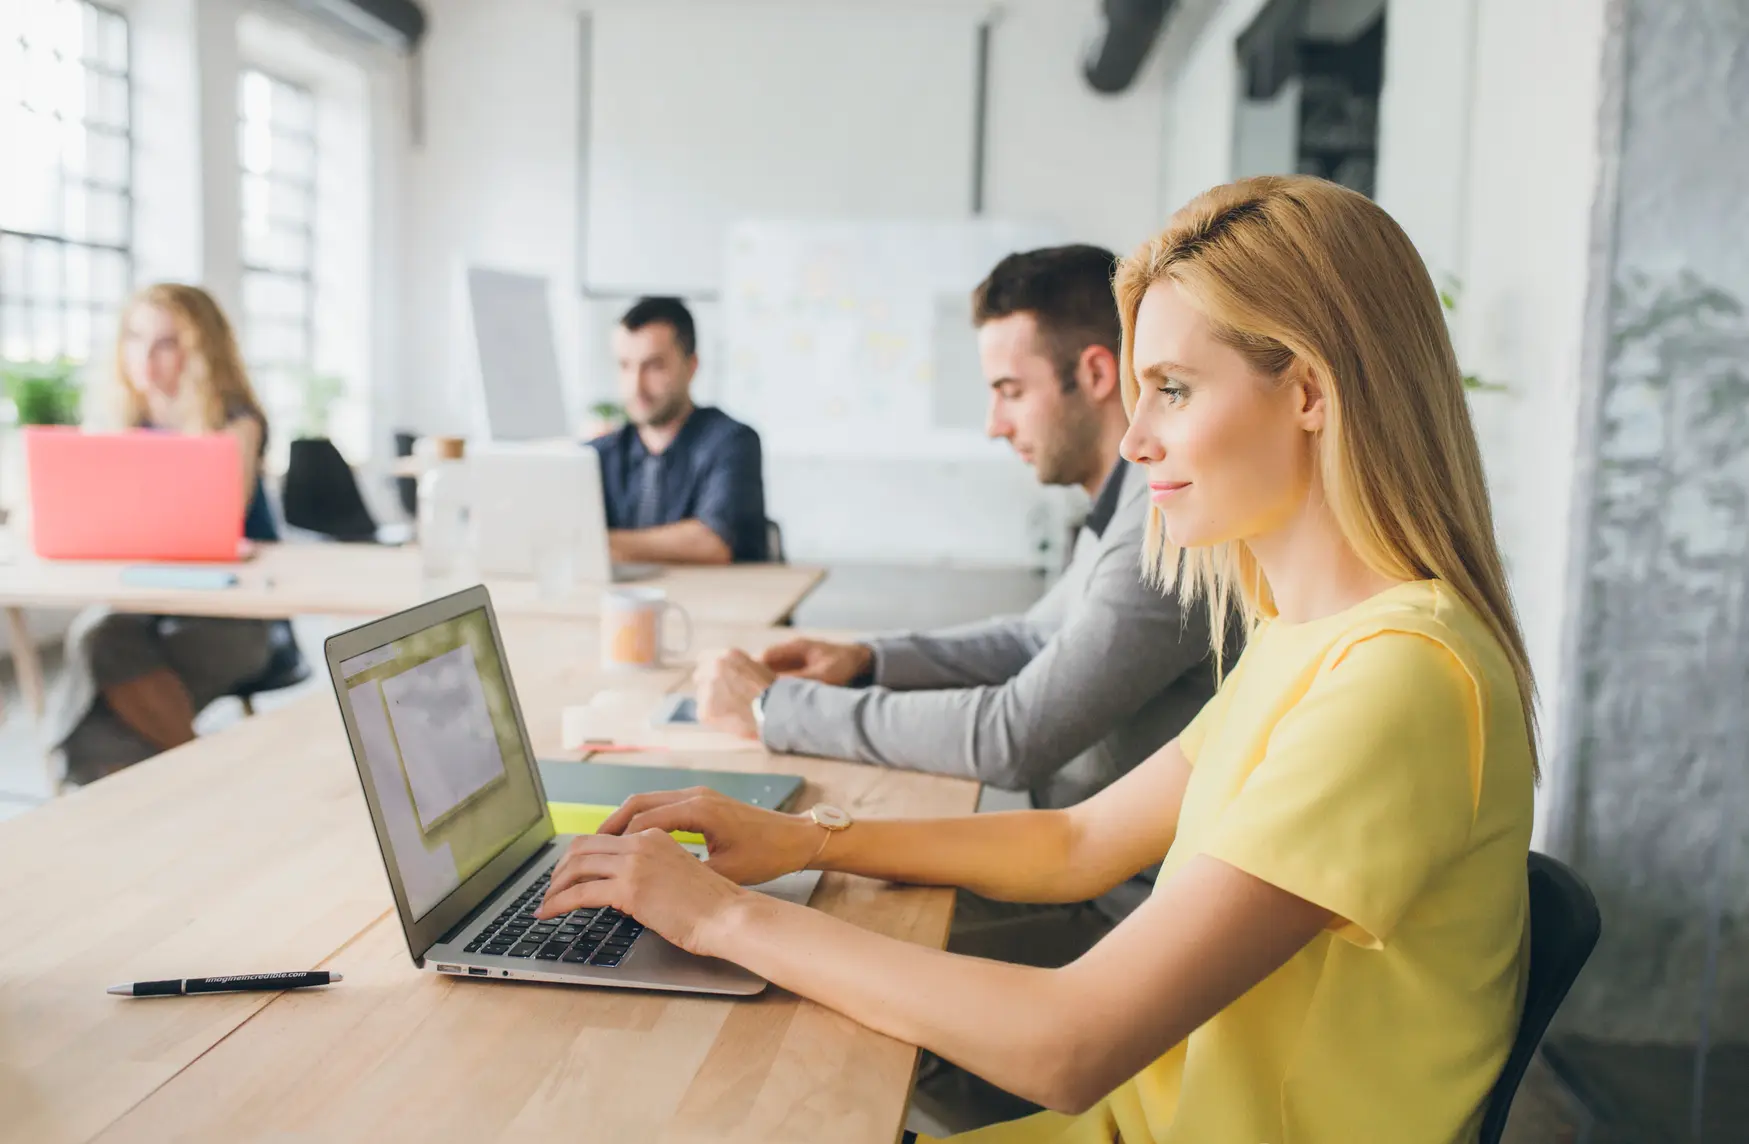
[0,0,133,363]
[238,67,317,437]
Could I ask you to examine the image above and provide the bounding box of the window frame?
[237,65,319,381]
[0,0,135,365]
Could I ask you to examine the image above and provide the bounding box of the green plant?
[0,358,83,425]
[296,371,347,439]
[589,400,624,423]
[1438,279,1508,393]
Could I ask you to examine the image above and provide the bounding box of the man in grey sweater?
[693,245,1219,958]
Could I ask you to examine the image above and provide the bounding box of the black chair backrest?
[1477,851,1602,1144]
[393,430,418,518]
[765,519,786,563]
[282,437,378,543]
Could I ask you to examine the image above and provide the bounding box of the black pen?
[107,971,343,997]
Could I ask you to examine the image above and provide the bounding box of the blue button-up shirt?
[589,406,769,562]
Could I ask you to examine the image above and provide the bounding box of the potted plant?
[296,371,347,440]
[1,358,83,426]
[0,357,84,524]
[586,400,625,439]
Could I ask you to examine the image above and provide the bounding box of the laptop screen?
[336,607,544,920]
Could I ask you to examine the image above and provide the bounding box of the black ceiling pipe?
[287,0,427,52]
[1082,0,1175,95]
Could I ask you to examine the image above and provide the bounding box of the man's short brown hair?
[971,244,1122,390]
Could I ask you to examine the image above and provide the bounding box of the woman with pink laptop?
[43,285,282,786]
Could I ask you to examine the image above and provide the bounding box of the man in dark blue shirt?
[590,297,768,564]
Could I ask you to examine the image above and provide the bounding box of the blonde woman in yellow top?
[539,175,1536,1144]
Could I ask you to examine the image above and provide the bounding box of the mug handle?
[662,601,693,659]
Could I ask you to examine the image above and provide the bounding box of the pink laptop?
[25,428,245,562]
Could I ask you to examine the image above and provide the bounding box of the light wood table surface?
[0,619,979,1144]
[0,538,823,722]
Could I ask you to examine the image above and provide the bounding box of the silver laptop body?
[468,443,661,586]
[325,584,815,996]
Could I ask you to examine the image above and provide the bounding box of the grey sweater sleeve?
[859,571,1078,690]
[759,532,1212,791]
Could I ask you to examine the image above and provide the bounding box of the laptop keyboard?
[461,868,645,968]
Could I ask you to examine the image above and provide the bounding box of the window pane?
[270,133,316,183]
[272,84,314,134]
[63,244,91,304]
[243,225,310,273]
[97,7,127,71]
[238,70,315,376]
[65,305,93,360]
[27,239,63,304]
[0,235,27,296]
[0,0,134,364]
[240,70,272,125]
[61,183,88,241]
[91,304,118,352]
[239,117,272,175]
[244,273,308,322]
[0,306,29,360]
[1,35,25,106]
[92,248,128,300]
[31,302,61,360]
[248,320,305,364]
[86,127,128,184]
[87,188,126,246]
[88,70,127,128]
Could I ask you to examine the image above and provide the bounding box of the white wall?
[401,0,1176,567]
[1159,0,1267,213]
[1453,0,1607,835]
[982,0,1173,257]
[1374,0,1477,283]
[583,2,983,295]
[1232,77,1300,180]
[400,0,583,438]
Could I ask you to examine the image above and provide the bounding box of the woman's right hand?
[595,787,825,886]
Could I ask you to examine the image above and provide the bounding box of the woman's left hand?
[536,829,750,958]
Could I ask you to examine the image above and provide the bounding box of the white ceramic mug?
[600,587,692,670]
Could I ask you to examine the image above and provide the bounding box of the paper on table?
[560,689,762,753]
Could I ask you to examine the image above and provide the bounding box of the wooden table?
[0,539,824,720]
[0,619,979,1144]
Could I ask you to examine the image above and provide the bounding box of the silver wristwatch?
[751,686,770,735]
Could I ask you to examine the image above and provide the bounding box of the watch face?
[813,804,851,829]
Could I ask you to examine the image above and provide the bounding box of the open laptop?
[24,428,244,561]
[326,584,818,995]
[468,442,659,584]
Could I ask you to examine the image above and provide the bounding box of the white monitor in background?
[465,267,572,442]
[468,443,657,586]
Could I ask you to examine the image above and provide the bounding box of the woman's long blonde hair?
[1117,175,1538,776]
[112,283,267,437]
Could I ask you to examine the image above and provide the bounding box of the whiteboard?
[583,3,982,294]
[718,218,1064,459]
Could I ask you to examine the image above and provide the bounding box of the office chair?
[1476,851,1602,1144]
[282,437,380,543]
[765,519,786,564]
[225,619,312,716]
[393,430,419,518]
